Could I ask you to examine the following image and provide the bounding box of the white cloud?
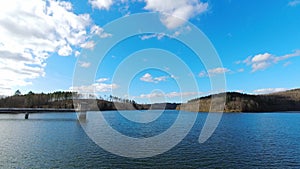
[96,78,109,83]
[234,90,244,93]
[144,0,208,29]
[138,91,201,99]
[172,25,192,36]
[251,53,272,63]
[252,62,270,72]
[139,92,164,99]
[140,33,166,40]
[208,67,231,74]
[253,88,287,94]
[140,73,153,82]
[75,51,81,57]
[139,26,192,40]
[90,25,112,38]
[89,0,114,10]
[199,67,231,77]
[288,0,300,6]
[88,0,131,16]
[80,41,96,49]
[58,45,73,56]
[240,50,300,72]
[154,76,168,82]
[0,0,111,95]
[274,50,300,62]
[167,91,201,98]
[79,61,91,68]
[140,73,169,83]
[70,82,118,94]
[72,78,113,95]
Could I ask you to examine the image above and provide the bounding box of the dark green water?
[0,111,300,168]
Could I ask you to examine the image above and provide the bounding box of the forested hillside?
[178,89,300,112]
[0,91,74,109]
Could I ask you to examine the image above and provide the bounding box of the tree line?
[0,90,138,109]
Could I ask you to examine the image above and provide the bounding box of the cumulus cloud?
[240,50,300,72]
[80,41,96,49]
[0,0,111,95]
[58,45,73,56]
[88,0,131,16]
[71,78,114,97]
[199,67,231,77]
[71,78,114,96]
[144,0,208,29]
[70,81,118,94]
[140,73,169,83]
[88,0,209,29]
[253,88,287,94]
[288,0,300,6]
[89,0,114,10]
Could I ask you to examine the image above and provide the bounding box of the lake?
[0,111,300,168]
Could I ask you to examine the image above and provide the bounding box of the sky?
[0,0,299,103]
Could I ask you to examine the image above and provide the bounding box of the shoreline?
[1,109,300,114]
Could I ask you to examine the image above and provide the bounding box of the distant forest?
[0,90,76,109]
[0,90,177,111]
[1,89,300,112]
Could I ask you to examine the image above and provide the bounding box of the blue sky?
[0,0,299,103]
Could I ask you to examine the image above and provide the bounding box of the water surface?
[0,111,300,168]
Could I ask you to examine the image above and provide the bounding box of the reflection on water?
[0,111,300,168]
